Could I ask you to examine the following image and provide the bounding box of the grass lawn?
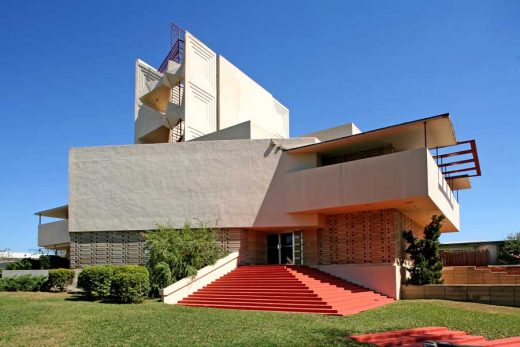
[1,293,520,346]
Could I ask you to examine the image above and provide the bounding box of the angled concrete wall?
[68,138,317,232]
[218,56,289,138]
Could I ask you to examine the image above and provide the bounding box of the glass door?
[266,233,294,265]
[280,232,294,264]
[267,234,280,264]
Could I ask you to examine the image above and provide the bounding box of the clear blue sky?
[1,1,519,251]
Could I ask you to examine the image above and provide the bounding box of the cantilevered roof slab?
[35,205,68,219]
[288,114,456,155]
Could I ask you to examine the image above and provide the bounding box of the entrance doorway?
[266,232,295,265]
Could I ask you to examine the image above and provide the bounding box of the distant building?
[0,251,40,269]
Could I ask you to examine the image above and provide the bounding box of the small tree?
[144,221,224,296]
[402,215,445,285]
[497,232,520,265]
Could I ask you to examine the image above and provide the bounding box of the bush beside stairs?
[177,265,394,315]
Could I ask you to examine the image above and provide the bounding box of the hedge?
[44,269,75,292]
[78,265,150,303]
[0,275,47,291]
[111,268,150,303]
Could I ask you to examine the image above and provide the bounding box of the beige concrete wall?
[426,153,460,230]
[303,123,361,141]
[192,121,282,142]
[284,148,460,231]
[69,138,318,232]
[285,148,428,212]
[183,32,218,140]
[218,56,289,138]
[38,220,69,247]
[134,59,162,144]
[317,263,402,299]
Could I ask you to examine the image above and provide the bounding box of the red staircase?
[177,265,394,315]
[349,326,520,346]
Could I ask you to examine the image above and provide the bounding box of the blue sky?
[0,1,519,251]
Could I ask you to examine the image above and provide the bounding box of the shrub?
[78,265,150,303]
[0,275,47,291]
[44,269,75,292]
[78,265,115,300]
[144,222,224,296]
[40,255,70,269]
[111,266,150,303]
[497,232,520,265]
[6,258,33,270]
[403,215,445,285]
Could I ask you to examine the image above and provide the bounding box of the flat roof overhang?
[287,113,456,155]
[35,205,68,219]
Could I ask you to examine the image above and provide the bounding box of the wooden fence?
[441,250,490,266]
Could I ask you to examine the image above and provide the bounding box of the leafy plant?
[77,265,150,303]
[402,215,445,285]
[111,267,150,303]
[6,258,33,270]
[150,262,172,297]
[0,275,47,291]
[44,269,75,292]
[497,232,520,265]
[144,222,224,296]
[78,265,115,300]
[39,255,70,269]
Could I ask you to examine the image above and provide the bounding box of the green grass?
[1,293,519,346]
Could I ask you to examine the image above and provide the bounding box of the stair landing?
[177,265,394,315]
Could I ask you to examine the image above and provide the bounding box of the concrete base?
[316,263,402,299]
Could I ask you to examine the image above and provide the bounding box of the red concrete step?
[177,265,395,315]
[348,327,520,347]
[351,327,450,342]
[179,302,339,314]
[189,292,321,299]
[186,295,326,305]
[180,298,333,309]
[479,336,520,346]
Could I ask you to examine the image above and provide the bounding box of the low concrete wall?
[161,252,239,304]
[401,285,520,307]
[317,263,402,299]
[442,266,520,284]
[2,270,49,278]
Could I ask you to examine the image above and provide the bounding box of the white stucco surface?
[284,148,460,231]
[317,263,402,299]
[161,252,239,304]
[192,121,283,142]
[38,220,69,247]
[218,56,289,138]
[303,123,361,141]
[69,138,318,232]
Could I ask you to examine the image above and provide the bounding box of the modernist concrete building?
[36,25,481,299]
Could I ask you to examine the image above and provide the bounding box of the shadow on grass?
[65,294,162,304]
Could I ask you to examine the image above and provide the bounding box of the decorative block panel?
[318,209,422,265]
